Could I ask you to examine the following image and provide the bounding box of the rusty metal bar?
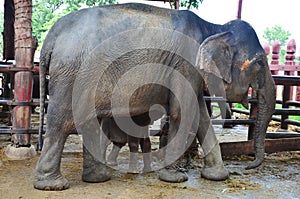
[281,84,290,129]
[273,75,300,86]
[266,132,300,139]
[232,108,300,117]
[220,138,300,156]
[285,100,300,107]
[284,119,300,127]
[0,98,42,106]
[212,119,255,125]
[231,108,250,115]
[0,62,41,74]
[274,108,300,115]
[0,127,42,134]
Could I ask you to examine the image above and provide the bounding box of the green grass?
[288,115,300,121]
[275,105,300,121]
[233,103,248,110]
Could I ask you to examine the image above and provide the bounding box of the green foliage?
[32,0,117,49]
[263,25,291,64]
[0,12,3,57]
[263,25,291,47]
[181,0,203,9]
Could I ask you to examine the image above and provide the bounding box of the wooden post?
[237,0,243,19]
[284,39,296,100]
[271,40,280,74]
[174,0,180,9]
[297,52,300,101]
[262,42,270,57]
[3,0,15,60]
[6,0,36,159]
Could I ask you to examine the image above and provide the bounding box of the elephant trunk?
[246,67,276,169]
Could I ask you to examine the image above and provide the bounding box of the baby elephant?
[101,118,152,173]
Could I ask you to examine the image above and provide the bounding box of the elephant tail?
[37,50,50,151]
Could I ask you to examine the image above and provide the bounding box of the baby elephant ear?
[196,32,235,84]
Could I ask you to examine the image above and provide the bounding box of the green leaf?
[32,0,117,49]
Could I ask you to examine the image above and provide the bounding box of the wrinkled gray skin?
[101,117,152,173]
[34,3,275,190]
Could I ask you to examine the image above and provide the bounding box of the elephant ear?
[196,32,235,84]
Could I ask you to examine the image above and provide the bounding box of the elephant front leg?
[81,120,112,183]
[82,145,112,182]
[197,97,229,181]
[158,113,189,183]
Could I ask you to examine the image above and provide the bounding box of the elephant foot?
[128,164,139,174]
[82,163,112,183]
[158,168,188,183]
[201,165,229,181]
[107,160,118,167]
[142,165,152,173]
[34,175,70,191]
[128,153,139,173]
[201,143,229,181]
[152,150,164,162]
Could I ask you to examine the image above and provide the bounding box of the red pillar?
[11,0,34,147]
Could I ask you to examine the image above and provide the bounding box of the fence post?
[279,39,296,130]
[271,40,280,75]
[284,39,296,100]
[263,42,270,56]
[297,47,300,101]
[5,0,36,159]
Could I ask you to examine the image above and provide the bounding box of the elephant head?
[197,20,276,169]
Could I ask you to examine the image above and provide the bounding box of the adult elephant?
[34,3,275,190]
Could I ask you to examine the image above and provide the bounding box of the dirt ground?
[0,113,300,199]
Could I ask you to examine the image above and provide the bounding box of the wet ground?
[0,113,300,198]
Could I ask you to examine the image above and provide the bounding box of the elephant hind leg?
[34,104,73,190]
[34,133,70,190]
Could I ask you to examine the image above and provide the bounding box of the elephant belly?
[95,83,169,118]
